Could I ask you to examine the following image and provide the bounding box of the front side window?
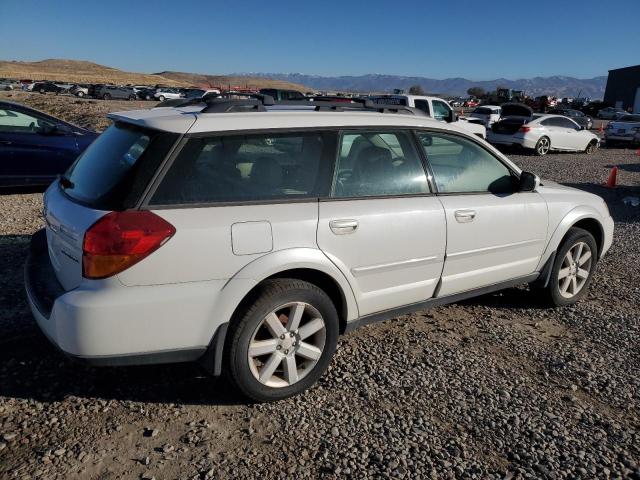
[332,130,429,198]
[151,131,333,205]
[418,132,514,194]
[0,108,54,133]
[432,100,451,120]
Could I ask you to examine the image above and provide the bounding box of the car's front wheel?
[103,93,111,100]
[542,227,597,306]
[227,279,339,402]
[76,91,84,98]
[534,136,551,156]
[158,95,165,102]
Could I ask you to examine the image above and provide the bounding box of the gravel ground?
[0,95,639,479]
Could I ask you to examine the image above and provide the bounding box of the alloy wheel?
[558,241,592,299]
[247,302,326,388]
[537,137,550,155]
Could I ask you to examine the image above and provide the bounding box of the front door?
[317,130,446,316]
[416,131,548,296]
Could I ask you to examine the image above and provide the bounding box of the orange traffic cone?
[598,122,604,134]
[636,148,640,157]
[605,166,618,188]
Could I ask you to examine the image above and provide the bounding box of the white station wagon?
[25,97,614,401]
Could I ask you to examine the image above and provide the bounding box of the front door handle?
[454,209,476,223]
[329,219,358,235]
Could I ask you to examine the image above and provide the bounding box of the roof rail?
[155,93,423,116]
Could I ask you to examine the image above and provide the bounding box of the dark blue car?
[0,101,98,188]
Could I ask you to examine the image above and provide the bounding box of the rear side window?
[332,130,429,197]
[63,122,178,209]
[414,99,430,115]
[150,131,335,205]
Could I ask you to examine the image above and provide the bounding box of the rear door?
[317,129,446,316]
[417,131,547,296]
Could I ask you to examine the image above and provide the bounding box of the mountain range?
[240,73,608,98]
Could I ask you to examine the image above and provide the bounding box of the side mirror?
[519,171,539,192]
[445,109,458,123]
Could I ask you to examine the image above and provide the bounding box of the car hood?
[501,103,533,118]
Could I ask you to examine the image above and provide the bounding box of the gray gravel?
[0,99,639,479]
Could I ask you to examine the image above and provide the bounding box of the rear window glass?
[473,107,493,115]
[62,122,178,209]
[150,131,335,205]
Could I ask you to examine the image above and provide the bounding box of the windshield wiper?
[58,174,74,189]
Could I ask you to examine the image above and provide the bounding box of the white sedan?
[487,112,600,156]
[469,105,502,127]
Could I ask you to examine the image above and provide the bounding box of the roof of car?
[107,105,464,135]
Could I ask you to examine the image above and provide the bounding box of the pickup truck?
[368,94,487,138]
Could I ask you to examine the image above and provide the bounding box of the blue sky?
[1,0,639,80]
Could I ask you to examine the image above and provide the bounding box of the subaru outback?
[25,97,614,401]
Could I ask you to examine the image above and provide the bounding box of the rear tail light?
[519,126,532,133]
[82,211,175,279]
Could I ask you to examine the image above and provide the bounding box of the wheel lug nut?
[276,345,281,350]
[280,334,285,340]
[284,349,289,354]
[290,332,294,337]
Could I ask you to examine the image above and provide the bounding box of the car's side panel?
[118,202,319,286]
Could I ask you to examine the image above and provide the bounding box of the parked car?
[597,107,627,120]
[69,84,89,98]
[24,96,613,401]
[181,88,221,99]
[154,88,183,101]
[32,82,64,94]
[135,87,157,100]
[259,88,306,101]
[604,114,640,146]
[549,108,593,130]
[0,100,97,187]
[369,94,487,138]
[95,85,137,101]
[0,80,14,91]
[469,105,502,127]
[487,104,600,155]
[463,99,479,108]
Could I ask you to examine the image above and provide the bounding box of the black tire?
[158,95,165,102]
[534,136,551,156]
[39,88,46,94]
[226,279,339,402]
[128,95,136,101]
[102,93,111,100]
[540,227,598,307]
[585,141,598,154]
[77,91,84,98]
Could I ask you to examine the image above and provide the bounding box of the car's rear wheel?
[227,279,338,402]
[534,136,551,156]
[103,93,111,100]
[541,227,597,307]
[128,94,136,101]
[77,91,84,98]
[585,140,598,154]
[39,88,45,94]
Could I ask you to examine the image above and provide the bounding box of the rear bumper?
[24,229,228,368]
[486,132,536,148]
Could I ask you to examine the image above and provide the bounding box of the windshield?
[62,122,178,209]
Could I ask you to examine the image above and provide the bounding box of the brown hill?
[0,59,186,86]
[0,59,308,91]
[155,71,308,91]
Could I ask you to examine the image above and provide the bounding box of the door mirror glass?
[519,171,538,192]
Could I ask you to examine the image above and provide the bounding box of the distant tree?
[467,87,485,98]
[408,84,425,95]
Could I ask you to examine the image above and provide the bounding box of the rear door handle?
[329,219,358,235]
[454,209,476,223]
